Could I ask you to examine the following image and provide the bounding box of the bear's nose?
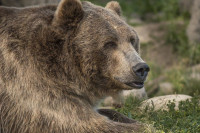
[132,63,150,81]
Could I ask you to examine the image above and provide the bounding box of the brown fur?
[105,1,121,16]
[0,0,147,132]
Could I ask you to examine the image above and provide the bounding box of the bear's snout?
[132,63,150,81]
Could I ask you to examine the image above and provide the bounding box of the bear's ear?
[52,0,84,29]
[105,1,121,16]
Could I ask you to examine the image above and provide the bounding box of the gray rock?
[190,73,200,80]
[122,87,148,99]
[140,94,192,111]
[158,82,174,95]
[103,87,147,106]
[189,64,200,80]
[190,64,200,72]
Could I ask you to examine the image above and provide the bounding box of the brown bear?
[0,0,150,132]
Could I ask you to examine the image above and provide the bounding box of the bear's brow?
[89,12,119,40]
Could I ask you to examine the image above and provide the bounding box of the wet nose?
[132,63,150,80]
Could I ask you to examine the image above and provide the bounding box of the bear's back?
[0,5,57,26]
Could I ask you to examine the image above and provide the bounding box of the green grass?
[146,62,162,81]
[116,96,200,133]
[165,22,200,65]
[163,22,200,95]
[165,67,200,96]
[85,0,189,21]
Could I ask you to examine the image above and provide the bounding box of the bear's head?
[52,0,150,92]
[0,0,150,100]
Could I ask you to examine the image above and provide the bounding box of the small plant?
[116,96,200,133]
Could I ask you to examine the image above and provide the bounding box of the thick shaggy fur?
[0,0,146,132]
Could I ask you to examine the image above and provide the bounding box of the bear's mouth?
[124,81,144,89]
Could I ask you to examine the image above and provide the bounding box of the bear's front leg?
[65,106,145,133]
[97,108,137,124]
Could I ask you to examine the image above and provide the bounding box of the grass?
[165,67,200,96]
[165,22,200,65]
[116,96,200,133]
[85,0,189,21]
[146,61,162,81]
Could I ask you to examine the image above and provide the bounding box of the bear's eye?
[103,41,117,49]
[130,37,136,47]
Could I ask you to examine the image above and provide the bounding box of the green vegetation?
[165,22,200,65]
[165,67,200,96]
[116,96,200,133]
[85,0,189,21]
[146,62,162,81]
